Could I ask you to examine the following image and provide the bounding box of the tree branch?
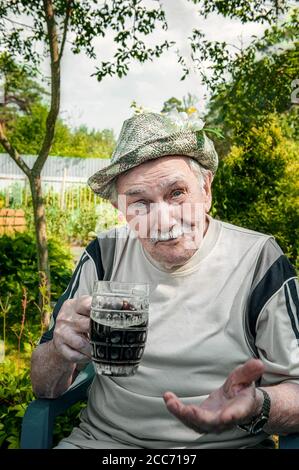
[2,15,37,32]
[0,123,31,177]
[6,95,30,113]
[58,0,72,62]
[34,0,60,175]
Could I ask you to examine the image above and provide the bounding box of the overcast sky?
[57,0,265,137]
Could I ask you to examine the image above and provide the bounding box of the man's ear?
[203,171,213,213]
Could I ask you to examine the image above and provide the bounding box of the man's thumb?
[224,359,265,394]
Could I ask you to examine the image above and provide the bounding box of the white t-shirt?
[44,216,299,449]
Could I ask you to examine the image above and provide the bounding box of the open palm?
[163,359,265,434]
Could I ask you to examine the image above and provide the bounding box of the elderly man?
[31,112,299,449]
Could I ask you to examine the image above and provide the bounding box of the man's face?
[115,156,212,269]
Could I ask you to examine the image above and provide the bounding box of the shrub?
[0,358,85,449]
[23,188,124,246]
[0,232,73,334]
[211,114,299,269]
[0,359,33,449]
[70,206,100,245]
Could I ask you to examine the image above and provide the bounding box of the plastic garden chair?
[21,364,299,449]
[20,362,95,449]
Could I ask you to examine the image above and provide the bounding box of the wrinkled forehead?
[117,155,193,193]
[122,174,189,196]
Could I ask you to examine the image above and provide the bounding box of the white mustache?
[149,224,192,244]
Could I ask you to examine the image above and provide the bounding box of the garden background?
[0,0,298,448]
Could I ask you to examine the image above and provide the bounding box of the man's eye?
[172,189,184,198]
[128,201,148,213]
[134,200,147,206]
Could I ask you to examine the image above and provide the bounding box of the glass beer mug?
[90,281,150,377]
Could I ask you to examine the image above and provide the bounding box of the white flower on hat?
[164,107,205,132]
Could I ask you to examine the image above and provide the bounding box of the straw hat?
[88,111,218,199]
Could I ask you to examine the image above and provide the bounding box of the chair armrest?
[20,363,95,449]
[279,433,299,449]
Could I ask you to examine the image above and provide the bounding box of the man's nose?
[150,201,177,232]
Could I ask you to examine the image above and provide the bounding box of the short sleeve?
[244,237,299,384]
[255,277,299,385]
[255,255,299,385]
[39,238,102,344]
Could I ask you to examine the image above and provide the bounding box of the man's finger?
[75,295,92,316]
[63,295,92,317]
[164,393,230,434]
[163,392,184,414]
[67,314,90,333]
[56,342,91,364]
[65,334,91,358]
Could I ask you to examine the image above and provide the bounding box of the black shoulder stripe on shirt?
[246,255,297,349]
[40,237,106,344]
[288,278,299,326]
[284,283,299,340]
[86,237,104,280]
[39,253,90,344]
[70,254,90,298]
[39,235,117,344]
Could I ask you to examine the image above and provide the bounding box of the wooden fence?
[0,208,26,235]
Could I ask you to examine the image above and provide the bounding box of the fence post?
[60,167,67,209]
[5,187,10,207]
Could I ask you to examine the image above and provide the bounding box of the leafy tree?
[51,125,115,158]
[206,11,299,148]
[161,93,199,113]
[0,52,48,126]
[190,0,289,24]
[0,0,296,325]
[0,0,173,325]
[211,112,299,268]
[176,0,291,80]
[160,9,298,268]
[0,57,115,157]
[183,0,298,87]
[161,97,185,114]
[2,100,115,157]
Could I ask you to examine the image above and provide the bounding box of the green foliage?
[0,1,172,82]
[161,93,201,114]
[0,56,116,156]
[51,125,115,159]
[0,52,47,123]
[52,402,86,448]
[207,38,299,151]
[70,207,100,246]
[24,197,73,243]
[0,232,73,328]
[211,113,299,268]
[96,203,124,234]
[5,103,48,155]
[188,6,298,90]
[0,357,85,449]
[2,101,115,158]
[21,187,123,246]
[190,0,289,24]
[0,359,33,449]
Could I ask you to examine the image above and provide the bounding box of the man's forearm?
[260,383,299,435]
[31,340,77,399]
